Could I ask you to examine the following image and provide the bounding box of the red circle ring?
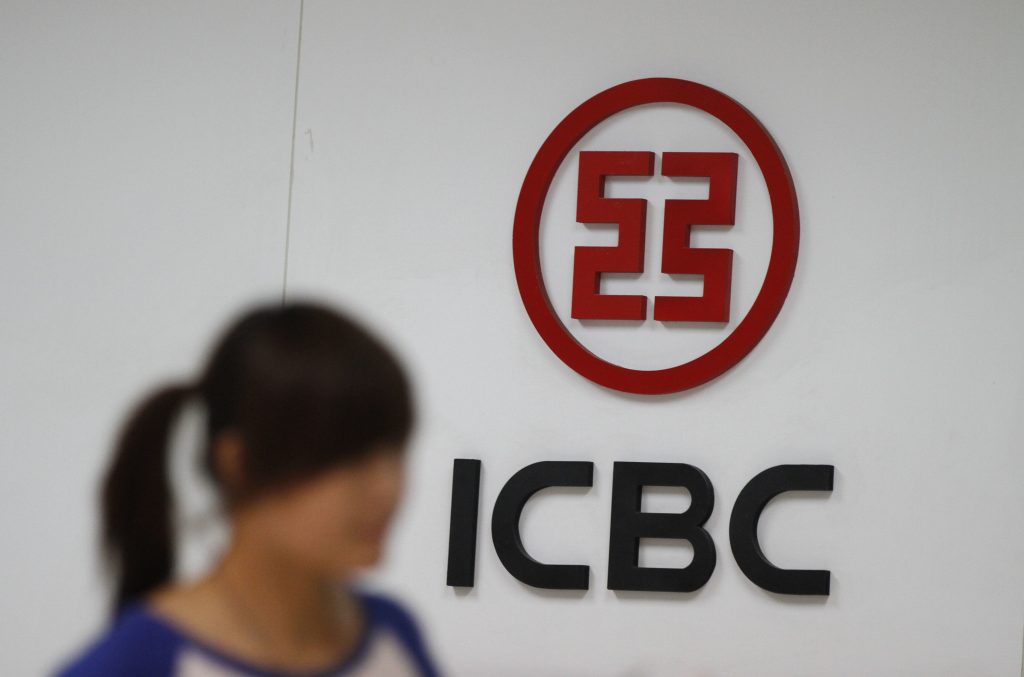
[513,78,799,395]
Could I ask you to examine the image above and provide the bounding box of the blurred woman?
[54,299,442,676]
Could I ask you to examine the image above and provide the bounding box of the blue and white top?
[53,586,443,677]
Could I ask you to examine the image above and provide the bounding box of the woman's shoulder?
[355,587,419,627]
[51,602,184,677]
[53,588,441,677]
[352,586,441,677]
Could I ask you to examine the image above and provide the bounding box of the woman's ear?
[212,430,247,497]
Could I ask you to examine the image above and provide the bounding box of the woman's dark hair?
[100,298,414,617]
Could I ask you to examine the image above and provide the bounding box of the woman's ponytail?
[100,380,196,618]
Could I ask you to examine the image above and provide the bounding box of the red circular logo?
[513,78,799,395]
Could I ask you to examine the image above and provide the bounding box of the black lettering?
[728,464,834,595]
[491,461,593,590]
[607,462,716,592]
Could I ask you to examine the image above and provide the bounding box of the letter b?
[607,462,716,592]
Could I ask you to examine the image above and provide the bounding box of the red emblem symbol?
[513,78,799,394]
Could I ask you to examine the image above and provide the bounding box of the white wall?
[0,2,300,675]
[2,2,1022,676]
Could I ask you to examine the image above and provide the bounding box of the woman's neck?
[205,522,357,651]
